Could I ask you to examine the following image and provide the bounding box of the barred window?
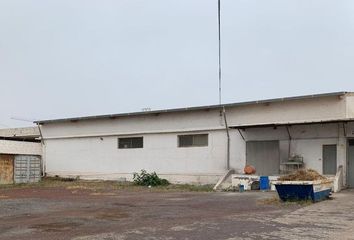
[118,137,143,149]
[178,134,208,147]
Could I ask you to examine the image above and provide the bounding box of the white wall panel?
[44,131,228,178]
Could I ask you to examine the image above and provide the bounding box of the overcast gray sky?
[1,0,354,128]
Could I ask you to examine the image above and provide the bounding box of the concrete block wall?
[346,94,354,118]
[0,140,42,156]
[0,127,39,138]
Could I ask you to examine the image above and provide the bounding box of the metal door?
[323,145,337,175]
[246,141,280,176]
[0,154,14,184]
[14,155,41,183]
[348,140,354,187]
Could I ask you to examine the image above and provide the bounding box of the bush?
[133,170,170,186]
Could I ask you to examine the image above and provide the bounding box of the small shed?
[0,127,42,184]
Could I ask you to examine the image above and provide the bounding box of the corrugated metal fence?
[14,155,41,184]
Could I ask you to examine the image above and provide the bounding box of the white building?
[36,92,354,187]
[0,127,42,184]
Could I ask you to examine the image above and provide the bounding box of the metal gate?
[246,141,280,176]
[0,154,14,184]
[14,155,41,183]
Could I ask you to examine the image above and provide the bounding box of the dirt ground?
[1,180,354,240]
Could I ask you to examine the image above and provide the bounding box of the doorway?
[348,140,354,187]
[246,140,280,176]
[323,145,337,175]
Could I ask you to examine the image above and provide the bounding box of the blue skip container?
[260,176,270,190]
[274,181,332,202]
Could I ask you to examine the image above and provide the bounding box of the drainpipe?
[36,123,46,177]
[36,123,45,145]
[222,107,230,170]
[286,125,292,159]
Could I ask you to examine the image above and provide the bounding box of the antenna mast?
[11,117,36,123]
[218,0,222,105]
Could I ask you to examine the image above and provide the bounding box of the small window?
[118,137,143,149]
[178,134,208,147]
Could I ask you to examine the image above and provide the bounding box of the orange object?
[244,165,256,175]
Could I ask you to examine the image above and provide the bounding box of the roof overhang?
[35,91,350,125]
[230,118,354,130]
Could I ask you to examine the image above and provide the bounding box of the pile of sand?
[279,169,327,181]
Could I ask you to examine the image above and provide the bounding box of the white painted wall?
[290,139,338,172]
[43,123,346,183]
[44,130,228,184]
[0,140,42,155]
[40,94,353,184]
[41,109,223,139]
[226,96,346,126]
[229,129,246,173]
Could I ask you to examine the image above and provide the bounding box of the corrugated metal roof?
[35,91,350,124]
